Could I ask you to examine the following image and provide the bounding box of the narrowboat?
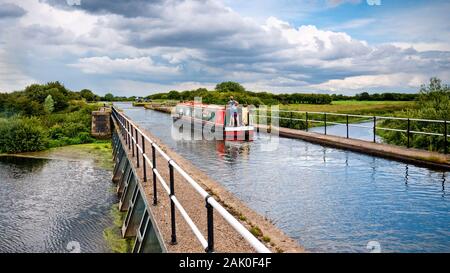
[173,102,254,141]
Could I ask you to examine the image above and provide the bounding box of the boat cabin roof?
[177,102,225,110]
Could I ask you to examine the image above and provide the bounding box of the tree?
[167,90,180,100]
[104,93,114,101]
[80,89,96,102]
[44,95,54,114]
[215,81,245,93]
[356,92,371,101]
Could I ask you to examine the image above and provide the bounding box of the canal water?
[116,102,449,253]
[309,121,382,142]
[0,156,116,253]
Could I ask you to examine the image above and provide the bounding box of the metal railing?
[111,106,270,253]
[253,109,449,153]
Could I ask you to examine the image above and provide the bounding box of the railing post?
[324,113,327,135]
[205,196,214,253]
[131,125,135,157]
[444,120,448,154]
[152,145,157,205]
[346,115,349,139]
[128,122,131,150]
[290,111,293,129]
[407,118,411,148]
[142,135,147,182]
[135,128,139,167]
[305,112,308,132]
[125,120,128,145]
[373,116,376,143]
[169,161,177,245]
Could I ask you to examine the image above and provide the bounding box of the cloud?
[43,0,173,18]
[0,48,36,92]
[69,56,180,75]
[327,0,361,7]
[0,0,448,94]
[0,3,26,18]
[309,73,428,93]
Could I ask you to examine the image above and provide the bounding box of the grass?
[280,100,415,115]
[16,141,114,170]
[250,226,263,237]
[103,205,135,253]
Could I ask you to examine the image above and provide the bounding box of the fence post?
[135,128,139,167]
[305,112,309,132]
[125,120,128,145]
[128,122,131,150]
[169,161,177,245]
[132,125,135,157]
[290,111,293,129]
[152,145,157,205]
[346,115,349,139]
[205,197,214,253]
[324,113,327,135]
[373,116,376,143]
[142,135,147,182]
[445,120,448,154]
[407,118,411,148]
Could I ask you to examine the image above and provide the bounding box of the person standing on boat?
[231,101,240,127]
[228,96,238,126]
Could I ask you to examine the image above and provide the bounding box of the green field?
[280,100,415,116]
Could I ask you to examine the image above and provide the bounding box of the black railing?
[253,110,449,153]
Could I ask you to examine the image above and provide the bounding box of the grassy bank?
[11,141,114,170]
[103,205,135,253]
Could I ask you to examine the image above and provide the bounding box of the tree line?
[146,81,419,106]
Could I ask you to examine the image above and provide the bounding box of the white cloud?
[390,42,450,53]
[0,0,448,94]
[0,48,37,92]
[69,56,180,75]
[308,73,428,93]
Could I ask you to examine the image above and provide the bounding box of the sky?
[0,0,449,96]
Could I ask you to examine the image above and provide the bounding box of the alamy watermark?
[366,0,381,6]
[366,241,382,253]
[66,241,81,253]
[66,0,81,6]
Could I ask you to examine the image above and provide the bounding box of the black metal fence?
[253,109,449,154]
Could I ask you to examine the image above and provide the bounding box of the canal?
[116,102,449,253]
[0,154,116,253]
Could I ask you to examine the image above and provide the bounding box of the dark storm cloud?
[0,3,26,18]
[43,0,171,17]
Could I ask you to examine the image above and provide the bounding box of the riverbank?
[2,141,114,170]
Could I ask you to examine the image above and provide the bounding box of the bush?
[0,117,49,153]
[379,78,450,152]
